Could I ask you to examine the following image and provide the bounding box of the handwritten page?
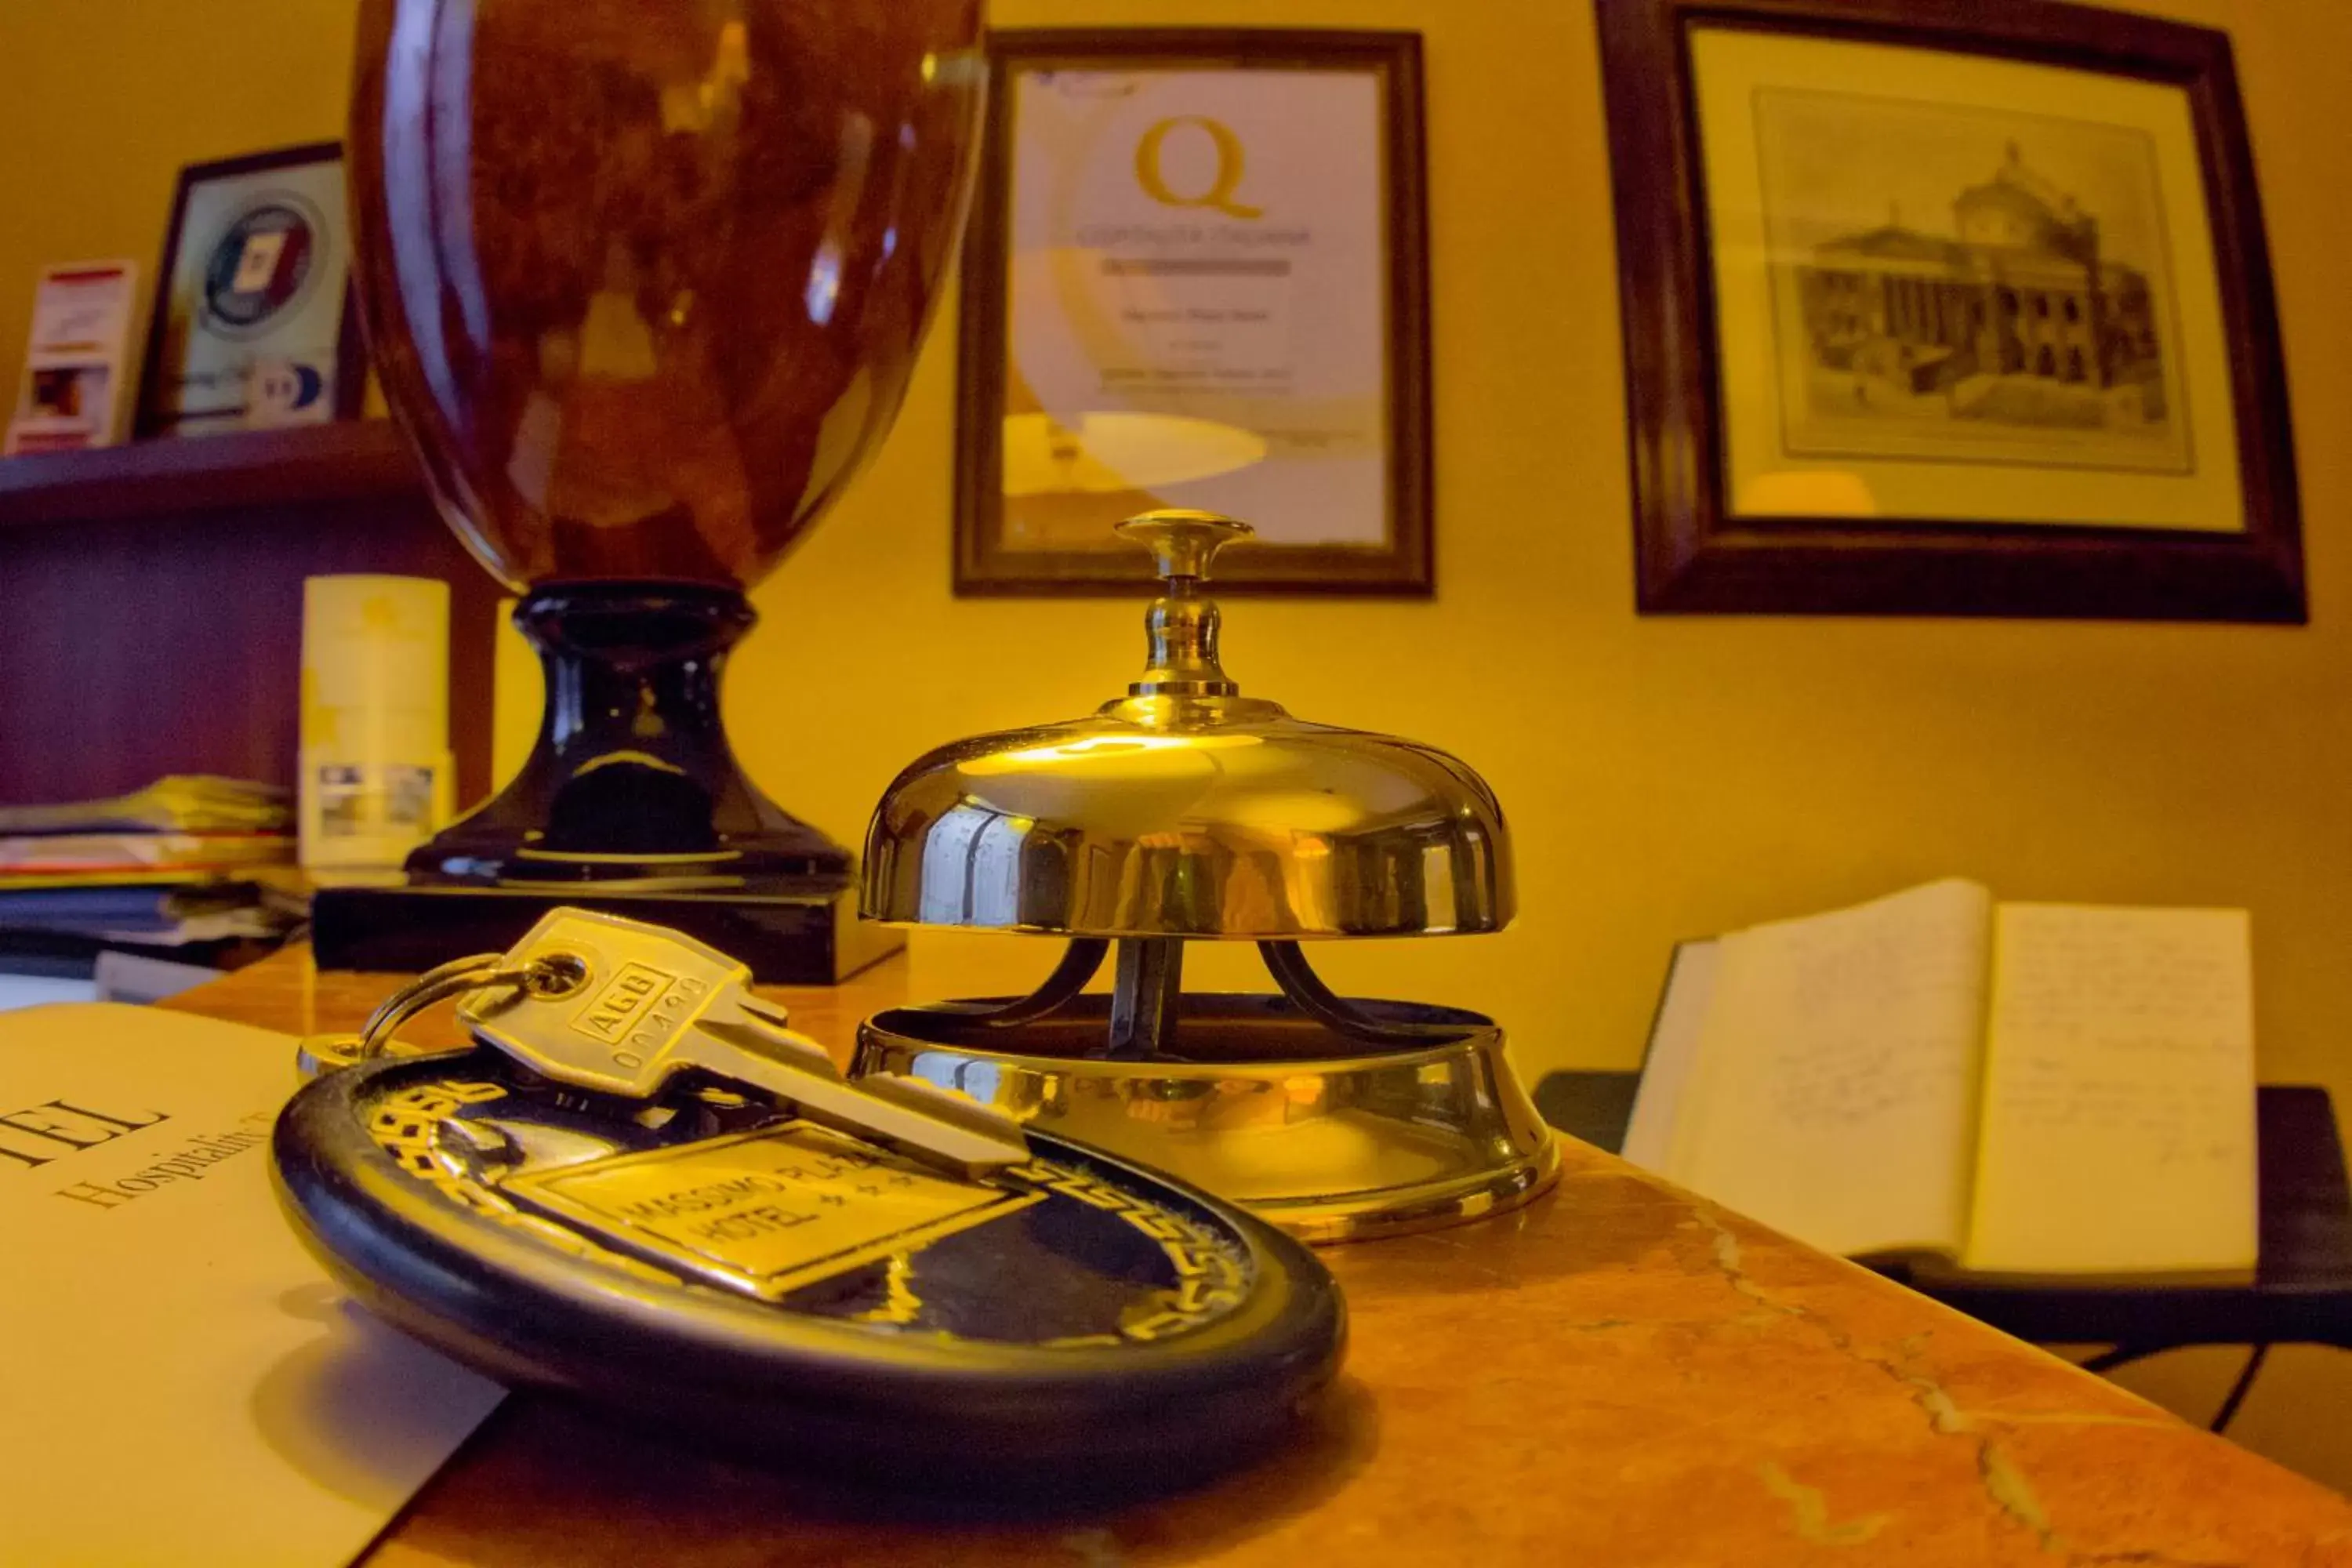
[1963,904,2256,1276]
[1670,879,1992,1258]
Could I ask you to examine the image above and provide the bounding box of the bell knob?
[1114,511,1255,583]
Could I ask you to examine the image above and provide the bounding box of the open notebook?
[1622,879,2258,1280]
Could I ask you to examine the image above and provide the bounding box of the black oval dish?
[271,1052,1345,1497]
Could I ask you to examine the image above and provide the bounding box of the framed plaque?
[1597,0,2303,621]
[955,30,1432,596]
[136,142,367,438]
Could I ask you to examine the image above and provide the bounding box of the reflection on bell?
[851,510,1556,1243]
[1001,412,1269,496]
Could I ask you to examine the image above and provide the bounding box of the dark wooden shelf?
[0,421,424,528]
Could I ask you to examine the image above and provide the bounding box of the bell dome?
[861,513,1512,938]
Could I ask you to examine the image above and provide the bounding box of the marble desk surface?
[168,947,2352,1566]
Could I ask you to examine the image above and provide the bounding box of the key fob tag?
[270,1049,1345,1497]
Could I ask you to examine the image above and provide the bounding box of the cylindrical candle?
[299,575,453,877]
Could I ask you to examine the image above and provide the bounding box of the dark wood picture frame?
[136,140,368,439]
[954,28,1433,597]
[1596,0,2304,620]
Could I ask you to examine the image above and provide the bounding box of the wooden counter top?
[170,949,2352,1566]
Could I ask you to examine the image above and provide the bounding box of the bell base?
[1263,1138,1559,1245]
[312,880,900,985]
[851,994,1559,1244]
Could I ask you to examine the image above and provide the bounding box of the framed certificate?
[955,30,1432,596]
[136,143,367,438]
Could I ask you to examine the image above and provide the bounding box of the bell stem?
[1105,937,1185,1060]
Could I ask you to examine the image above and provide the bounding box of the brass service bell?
[851,512,1556,1242]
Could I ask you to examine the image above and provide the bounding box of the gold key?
[453,909,1029,1180]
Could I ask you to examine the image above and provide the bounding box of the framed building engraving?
[1758,93,2188,481]
[1597,0,2303,620]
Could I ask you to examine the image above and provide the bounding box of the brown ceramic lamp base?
[313,582,898,983]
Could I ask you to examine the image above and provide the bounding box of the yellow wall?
[0,4,359,392]
[6,0,2350,1486]
[756,0,2352,1110]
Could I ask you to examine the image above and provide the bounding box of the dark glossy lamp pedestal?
[313,584,899,982]
[410,583,844,884]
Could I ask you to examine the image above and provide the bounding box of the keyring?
[295,950,576,1079]
[273,906,1347,1494]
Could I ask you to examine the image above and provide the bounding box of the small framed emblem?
[136,142,366,437]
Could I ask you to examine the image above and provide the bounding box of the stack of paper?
[0,779,299,959]
[0,829,292,878]
[0,882,299,946]
[0,775,291,837]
